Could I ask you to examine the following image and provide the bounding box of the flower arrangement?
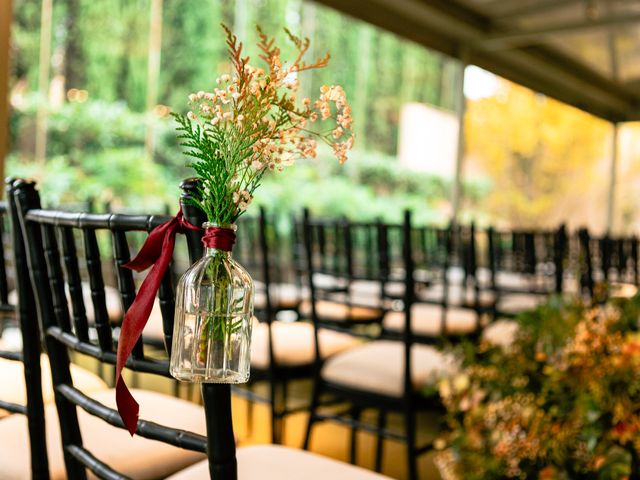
[436,295,640,480]
[167,24,353,384]
[172,24,354,225]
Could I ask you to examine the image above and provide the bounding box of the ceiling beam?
[483,12,640,49]
[310,0,640,121]
[491,0,584,20]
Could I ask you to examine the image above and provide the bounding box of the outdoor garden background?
[7,0,640,232]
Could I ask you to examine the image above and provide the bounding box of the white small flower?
[188,93,197,102]
[187,111,196,121]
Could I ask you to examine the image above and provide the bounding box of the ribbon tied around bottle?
[115,208,236,435]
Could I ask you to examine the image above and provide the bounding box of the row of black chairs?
[0,178,391,480]
[1,176,638,479]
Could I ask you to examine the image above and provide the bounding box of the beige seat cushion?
[495,272,533,290]
[167,444,392,479]
[0,354,108,418]
[251,320,359,369]
[9,282,123,324]
[610,282,638,299]
[497,293,545,314]
[321,340,458,398]
[299,300,383,323]
[312,273,348,291]
[0,389,206,480]
[348,282,383,308]
[482,319,519,349]
[254,283,304,311]
[419,284,464,304]
[382,303,480,337]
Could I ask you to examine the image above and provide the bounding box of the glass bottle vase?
[170,223,253,383]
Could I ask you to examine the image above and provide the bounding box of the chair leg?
[276,379,290,445]
[303,377,322,450]
[172,379,180,398]
[246,383,254,439]
[270,379,279,444]
[375,410,387,473]
[349,406,362,465]
[404,407,418,480]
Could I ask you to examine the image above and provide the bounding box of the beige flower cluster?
[177,26,354,221]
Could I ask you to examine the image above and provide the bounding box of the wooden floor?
[122,366,444,480]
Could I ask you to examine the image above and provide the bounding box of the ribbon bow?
[116,209,202,435]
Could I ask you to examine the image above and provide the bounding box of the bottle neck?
[205,247,232,258]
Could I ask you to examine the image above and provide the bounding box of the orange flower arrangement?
[436,296,640,480]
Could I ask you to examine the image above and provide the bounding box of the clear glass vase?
[170,223,254,383]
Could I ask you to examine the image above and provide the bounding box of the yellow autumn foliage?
[466,80,612,229]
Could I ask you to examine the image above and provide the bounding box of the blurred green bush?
[8,98,489,222]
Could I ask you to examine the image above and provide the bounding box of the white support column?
[144,0,163,163]
[451,57,467,224]
[606,122,619,234]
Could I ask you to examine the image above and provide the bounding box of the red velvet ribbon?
[116,209,238,435]
[202,226,236,251]
[116,209,201,435]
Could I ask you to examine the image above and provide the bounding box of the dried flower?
[173,24,354,224]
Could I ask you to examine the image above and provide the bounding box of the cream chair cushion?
[167,444,392,479]
[418,284,496,307]
[495,272,533,290]
[254,282,304,311]
[9,282,123,324]
[0,354,108,418]
[321,340,458,398]
[497,293,544,315]
[482,319,519,349]
[299,300,383,323]
[382,303,480,337]
[610,282,638,299]
[0,389,206,480]
[251,320,359,369]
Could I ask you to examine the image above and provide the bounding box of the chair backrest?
[13,178,237,480]
[3,179,49,478]
[303,210,416,394]
[302,211,384,326]
[487,225,565,295]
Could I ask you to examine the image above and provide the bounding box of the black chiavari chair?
[578,228,639,301]
[299,213,386,331]
[0,180,109,479]
[381,221,487,344]
[12,178,390,480]
[0,182,49,478]
[303,211,456,480]
[234,207,358,444]
[487,225,566,316]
